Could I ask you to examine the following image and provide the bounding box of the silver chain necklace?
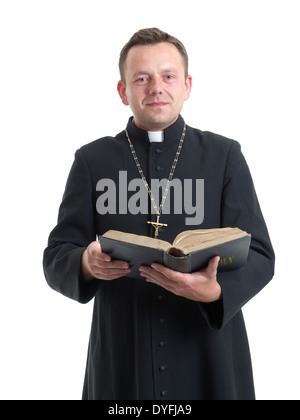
[125,123,187,238]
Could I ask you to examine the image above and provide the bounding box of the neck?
[132,116,179,132]
[126,114,185,146]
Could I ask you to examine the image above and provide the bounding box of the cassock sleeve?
[43,149,99,303]
[198,140,275,330]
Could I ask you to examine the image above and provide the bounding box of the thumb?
[206,256,220,273]
[88,241,102,258]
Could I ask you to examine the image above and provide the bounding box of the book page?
[173,228,249,254]
[102,230,172,251]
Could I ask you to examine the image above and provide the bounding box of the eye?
[136,77,148,83]
[164,75,175,81]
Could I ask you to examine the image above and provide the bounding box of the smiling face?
[117,42,192,131]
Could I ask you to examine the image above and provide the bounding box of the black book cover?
[99,233,251,280]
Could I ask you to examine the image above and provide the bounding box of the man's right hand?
[81,241,131,281]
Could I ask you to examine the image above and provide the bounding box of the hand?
[139,256,221,303]
[81,241,131,281]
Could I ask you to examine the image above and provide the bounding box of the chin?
[134,109,178,131]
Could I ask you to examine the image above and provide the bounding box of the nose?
[149,76,163,95]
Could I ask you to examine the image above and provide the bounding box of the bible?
[99,227,251,280]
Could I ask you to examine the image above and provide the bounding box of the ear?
[117,80,129,106]
[184,75,192,101]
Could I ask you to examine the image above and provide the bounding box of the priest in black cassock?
[43,28,275,400]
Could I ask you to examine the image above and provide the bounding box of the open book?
[99,227,251,280]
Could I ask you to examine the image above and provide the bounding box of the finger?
[92,259,130,270]
[139,266,161,280]
[149,263,185,282]
[139,266,165,280]
[142,271,178,295]
[139,266,174,289]
[94,268,131,280]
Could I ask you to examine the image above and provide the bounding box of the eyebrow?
[132,71,149,79]
[132,68,179,79]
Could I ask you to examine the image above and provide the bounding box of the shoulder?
[74,130,126,162]
[186,125,242,164]
[81,131,124,153]
[188,125,240,150]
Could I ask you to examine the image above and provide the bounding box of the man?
[43,28,275,400]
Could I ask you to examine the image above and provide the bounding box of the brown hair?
[119,28,189,83]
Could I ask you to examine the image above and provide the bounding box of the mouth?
[146,101,168,108]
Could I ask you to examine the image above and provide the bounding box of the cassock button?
[159,365,167,372]
[161,390,167,397]
[158,318,166,324]
[156,165,163,172]
[157,295,164,301]
[158,340,166,348]
[155,148,163,154]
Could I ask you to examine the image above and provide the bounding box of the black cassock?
[43,115,275,400]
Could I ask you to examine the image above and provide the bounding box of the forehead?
[125,42,185,74]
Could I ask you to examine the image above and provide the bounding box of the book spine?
[163,253,192,273]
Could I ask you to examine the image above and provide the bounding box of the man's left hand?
[139,256,221,303]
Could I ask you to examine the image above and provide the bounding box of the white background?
[0,0,299,400]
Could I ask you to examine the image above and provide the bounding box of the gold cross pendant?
[147,214,168,239]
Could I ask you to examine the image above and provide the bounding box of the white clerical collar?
[148,131,164,143]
